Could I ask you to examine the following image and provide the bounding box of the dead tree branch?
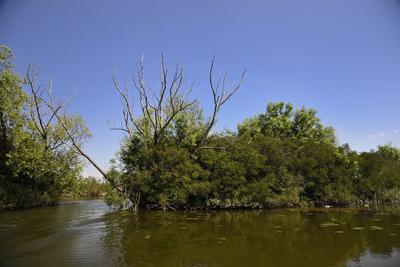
[197,54,246,144]
[113,55,197,145]
[27,65,64,151]
[42,98,123,193]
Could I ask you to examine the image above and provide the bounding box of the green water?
[1,200,400,267]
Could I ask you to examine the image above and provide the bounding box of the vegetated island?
[1,46,399,211]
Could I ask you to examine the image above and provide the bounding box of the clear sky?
[1,0,400,177]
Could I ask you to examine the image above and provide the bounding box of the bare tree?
[111,55,196,145]
[111,54,246,146]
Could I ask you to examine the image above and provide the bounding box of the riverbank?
[3,198,396,214]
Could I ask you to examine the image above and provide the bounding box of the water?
[1,200,400,267]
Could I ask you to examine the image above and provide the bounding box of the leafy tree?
[358,144,400,202]
[0,47,89,209]
[238,102,336,144]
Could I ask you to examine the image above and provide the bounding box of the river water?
[1,200,400,267]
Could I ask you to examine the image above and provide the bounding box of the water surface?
[1,200,400,266]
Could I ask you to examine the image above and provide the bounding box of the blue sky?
[1,0,400,177]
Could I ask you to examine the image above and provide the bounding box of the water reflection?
[101,208,400,267]
[1,200,400,266]
[347,250,400,267]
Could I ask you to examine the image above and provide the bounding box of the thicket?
[108,102,400,210]
[102,60,400,210]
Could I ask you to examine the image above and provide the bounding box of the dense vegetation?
[62,176,107,199]
[107,101,400,210]
[0,47,91,209]
[103,61,400,210]
[1,46,400,211]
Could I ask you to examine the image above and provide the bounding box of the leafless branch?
[113,55,197,145]
[197,53,246,144]
[27,65,65,151]
[27,67,122,194]
[42,98,122,193]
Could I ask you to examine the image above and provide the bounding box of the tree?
[107,54,245,209]
[0,46,28,208]
[0,47,90,209]
[111,54,246,146]
[238,101,336,144]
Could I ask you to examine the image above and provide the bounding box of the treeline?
[63,176,107,199]
[102,58,400,210]
[1,46,400,210]
[106,102,400,210]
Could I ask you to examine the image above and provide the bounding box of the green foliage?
[357,144,400,202]
[65,176,107,198]
[0,47,87,210]
[119,139,205,209]
[238,102,336,144]
[108,93,400,210]
[2,46,398,210]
